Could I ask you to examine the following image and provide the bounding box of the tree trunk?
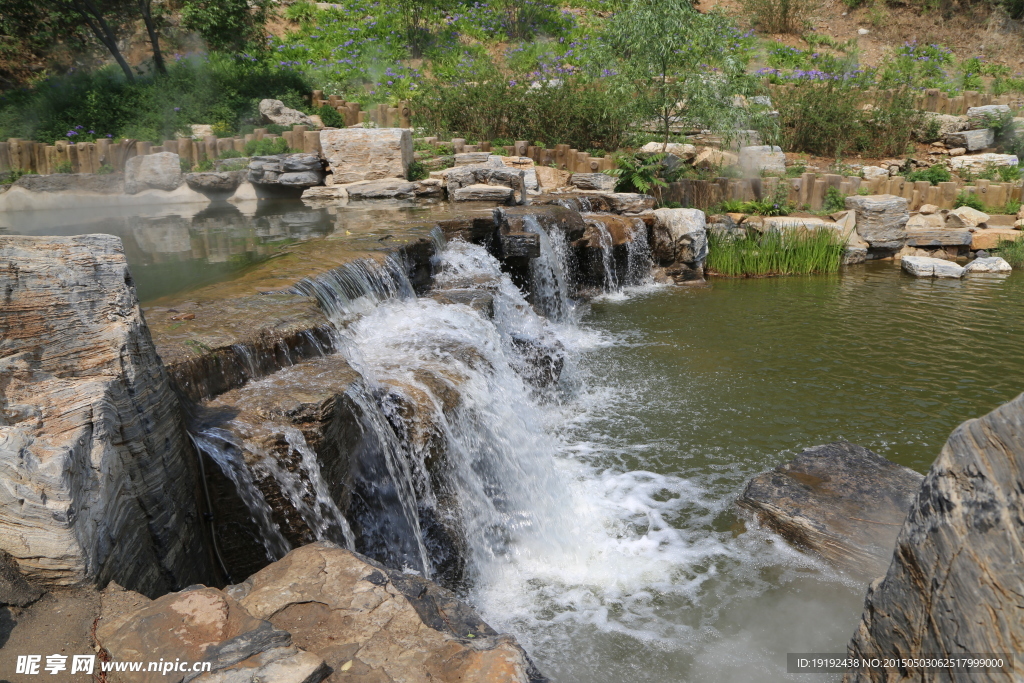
[138,0,166,74]
[72,0,135,82]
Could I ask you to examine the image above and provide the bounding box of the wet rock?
[259,99,315,127]
[844,394,1024,682]
[320,128,413,184]
[845,194,909,249]
[569,172,617,192]
[651,207,708,267]
[0,550,44,607]
[96,583,329,683]
[964,256,1011,273]
[185,170,245,195]
[499,205,587,242]
[500,231,541,258]
[228,543,542,683]
[901,255,965,278]
[737,442,923,579]
[0,235,212,594]
[125,152,182,194]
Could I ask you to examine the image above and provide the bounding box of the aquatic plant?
[706,226,846,277]
[996,236,1024,268]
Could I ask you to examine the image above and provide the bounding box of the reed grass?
[706,227,846,277]
[996,236,1024,268]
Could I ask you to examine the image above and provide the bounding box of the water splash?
[626,218,653,286]
[523,214,575,322]
[293,253,414,323]
[585,217,619,293]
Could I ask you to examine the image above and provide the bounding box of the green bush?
[218,149,244,159]
[244,137,291,156]
[53,160,74,174]
[706,227,846,277]
[775,81,921,158]
[905,164,952,185]
[407,160,428,181]
[954,191,985,211]
[997,237,1024,268]
[822,187,846,213]
[0,54,311,144]
[317,104,347,129]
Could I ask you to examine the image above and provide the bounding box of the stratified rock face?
[652,208,708,266]
[259,99,315,127]
[570,173,617,192]
[0,549,44,607]
[737,442,923,580]
[944,128,995,152]
[248,154,325,189]
[226,543,542,683]
[124,152,183,194]
[845,394,1024,682]
[447,165,526,205]
[845,194,909,249]
[320,128,413,184]
[0,235,211,595]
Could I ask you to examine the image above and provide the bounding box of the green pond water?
[8,201,1023,681]
[501,263,1024,682]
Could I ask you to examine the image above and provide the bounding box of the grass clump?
[244,137,290,156]
[996,237,1024,268]
[954,191,985,211]
[905,164,952,185]
[706,227,846,277]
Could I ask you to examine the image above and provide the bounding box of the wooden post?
[303,130,321,154]
[254,128,267,141]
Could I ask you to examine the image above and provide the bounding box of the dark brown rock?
[737,441,923,579]
[0,550,44,607]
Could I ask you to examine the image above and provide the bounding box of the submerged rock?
[737,441,923,580]
[845,394,1024,682]
[0,235,212,594]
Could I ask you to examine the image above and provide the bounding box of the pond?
[9,200,1024,681]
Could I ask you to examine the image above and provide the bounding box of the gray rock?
[915,112,969,142]
[320,128,413,184]
[347,179,418,200]
[901,255,965,278]
[259,99,315,127]
[964,256,1012,273]
[454,152,491,166]
[944,128,996,152]
[185,171,244,193]
[451,184,515,202]
[0,550,44,607]
[845,194,909,248]
[967,104,1012,128]
[277,171,323,187]
[0,235,212,594]
[845,393,1024,682]
[652,208,708,266]
[124,152,182,194]
[904,228,973,247]
[596,192,656,214]
[570,173,618,192]
[737,442,924,579]
[738,145,786,175]
[248,154,324,188]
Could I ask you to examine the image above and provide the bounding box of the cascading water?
[522,214,575,322]
[626,217,654,286]
[585,218,620,293]
[191,429,292,561]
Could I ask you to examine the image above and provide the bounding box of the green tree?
[602,0,767,150]
[181,0,273,53]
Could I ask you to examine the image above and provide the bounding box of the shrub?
[954,191,984,211]
[244,137,290,156]
[607,153,668,196]
[905,164,952,185]
[317,104,347,129]
[775,81,921,158]
[53,160,74,174]
[407,160,428,181]
[181,0,272,53]
[706,227,845,277]
[218,149,244,159]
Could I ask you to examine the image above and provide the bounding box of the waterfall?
[252,427,356,550]
[191,429,292,561]
[585,218,619,293]
[292,253,414,323]
[626,218,653,286]
[522,214,575,322]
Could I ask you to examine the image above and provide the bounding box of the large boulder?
[845,194,909,249]
[845,394,1024,682]
[0,235,212,595]
[739,145,786,175]
[914,112,968,142]
[569,173,617,192]
[651,208,708,268]
[320,128,413,184]
[737,442,923,580]
[446,165,526,205]
[184,170,244,194]
[124,152,182,194]
[259,99,315,127]
[943,128,995,152]
[967,103,1012,128]
[950,153,1019,174]
[248,153,325,189]
[964,256,1012,273]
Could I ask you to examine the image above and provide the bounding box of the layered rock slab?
[320,129,413,184]
[845,394,1024,682]
[0,235,212,595]
[737,441,923,580]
